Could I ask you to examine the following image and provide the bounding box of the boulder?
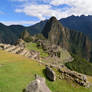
[45,66,56,81]
[23,75,51,92]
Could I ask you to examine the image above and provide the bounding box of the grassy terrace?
[25,42,48,58]
[0,50,92,92]
[25,42,72,64]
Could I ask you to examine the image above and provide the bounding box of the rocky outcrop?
[0,43,40,60]
[45,66,56,81]
[59,67,90,87]
[23,75,51,92]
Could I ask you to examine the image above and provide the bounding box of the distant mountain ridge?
[42,17,92,62]
[60,15,92,40]
[0,15,92,43]
[0,23,25,44]
[0,20,46,44]
[27,15,92,40]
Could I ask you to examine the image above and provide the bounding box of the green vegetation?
[25,42,48,58]
[0,50,44,92]
[65,54,92,76]
[0,50,92,92]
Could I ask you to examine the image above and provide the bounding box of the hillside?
[0,21,46,44]
[26,20,47,35]
[0,24,25,44]
[42,17,92,62]
[0,50,92,92]
[65,54,92,76]
[0,23,18,44]
[60,15,92,40]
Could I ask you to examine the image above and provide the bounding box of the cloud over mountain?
[14,0,92,21]
[51,0,92,16]
[15,4,64,20]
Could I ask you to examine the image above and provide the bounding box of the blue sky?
[0,0,92,26]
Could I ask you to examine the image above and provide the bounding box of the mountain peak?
[42,16,67,46]
[50,16,57,21]
[42,16,63,39]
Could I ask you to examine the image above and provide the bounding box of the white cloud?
[15,4,68,20]
[14,0,92,21]
[50,0,92,16]
[1,20,39,26]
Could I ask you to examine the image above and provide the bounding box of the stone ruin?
[37,39,73,64]
[0,43,40,61]
[37,40,61,57]
[23,75,51,92]
[58,67,90,88]
[29,50,40,60]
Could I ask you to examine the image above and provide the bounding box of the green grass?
[0,50,92,92]
[25,42,48,58]
[0,50,44,92]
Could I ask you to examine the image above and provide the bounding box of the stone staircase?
[0,43,40,60]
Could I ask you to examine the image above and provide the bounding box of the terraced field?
[25,42,72,64]
[0,50,92,92]
[25,42,48,58]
